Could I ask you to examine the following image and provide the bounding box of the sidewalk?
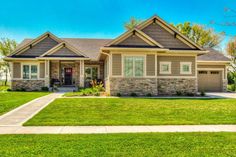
[0,125,236,134]
[0,93,63,126]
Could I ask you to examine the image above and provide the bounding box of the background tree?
[226,37,236,90]
[0,38,17,86]
[174,22,225,48]
[124,17,142,30]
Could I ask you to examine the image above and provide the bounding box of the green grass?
[0,133,235,156]
[0,85,9,91]
[0,92,49,115]
[24,98,236,126]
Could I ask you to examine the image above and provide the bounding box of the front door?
[64,68,72,85]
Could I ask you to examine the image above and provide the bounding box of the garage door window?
[211,71,219,74]
[199,71,207,74]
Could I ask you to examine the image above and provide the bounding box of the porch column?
[45,60,50,87]
[80,60,84,87]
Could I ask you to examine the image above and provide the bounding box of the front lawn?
[0,133,235,156]
[0,92,49,115]
[24,98,236,126]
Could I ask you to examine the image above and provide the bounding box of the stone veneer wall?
[109,77,158,96]
[157,78,197,95]
[12,80,45,91]
[223,80,227,92]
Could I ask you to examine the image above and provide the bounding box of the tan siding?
[157,56,196,76]
[19,37,59,56]
[13,62,21,78]
[142,23,192,49]
[146,54,155,76]
[112,54,122,76]
[49,47,79,56]
[115,35,150,46]
[40,63,45,78]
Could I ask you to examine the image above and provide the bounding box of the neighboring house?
[4,15,230,95]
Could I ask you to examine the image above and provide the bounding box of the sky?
[1,0,236,50]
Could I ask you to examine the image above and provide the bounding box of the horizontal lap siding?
[146,54,155,76]
[19,37,58,56]
[13,62,21,78]
[112,54,122,76]
[142,24,192,49]
[157,56,196,76]
[50,47,78,56]
[115,35,150,46]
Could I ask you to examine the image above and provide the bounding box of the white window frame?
[123,55,145,77]
[160,62,171,74]
[21,64,39,80]
[180,62,192,74]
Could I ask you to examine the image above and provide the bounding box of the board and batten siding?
[157,56,196,76]
[13,62,21,78]
[49,47,78,56]
[112,54,122,76]
[113,35,150,46]
[146,54,155,76]
[40,62,45,78]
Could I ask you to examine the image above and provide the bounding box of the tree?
[226,37,236,90]
[124,17,142,30]
[174,22,225,48]
[0,38,17,86]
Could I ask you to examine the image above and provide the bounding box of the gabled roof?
[40,42,88,58]
[106,28,163,48]
[11,32,62,56]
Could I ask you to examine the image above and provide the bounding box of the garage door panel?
[198,70,222,92]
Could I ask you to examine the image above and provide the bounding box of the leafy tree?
[226,37,236,90]
[174,22,225,48]
[0,38,17,86]
[124,17,142,30]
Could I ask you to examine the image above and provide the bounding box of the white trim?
[21,63,39,80]
[159,62,171,74]
[155,54,157,77]
[180,62,192,74]
[157,76,197,79]
[122,54,146,77]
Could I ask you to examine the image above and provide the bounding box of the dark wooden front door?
[64,68,72,85]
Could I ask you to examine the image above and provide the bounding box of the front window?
[124,56,144,77]
[23,64,38,79]
[160,62,171,74]
[180,62,192,74]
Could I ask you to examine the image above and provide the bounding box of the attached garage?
[198,70,222,92]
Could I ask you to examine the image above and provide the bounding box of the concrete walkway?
[206,92,236,98]
[0,125,236,134]
[0,93,63,126]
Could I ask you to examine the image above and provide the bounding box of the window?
[124,56,144,77]
[160,62,171,74]
[180,62,192,74]
[22,64,38,79]
[199,71,207,74]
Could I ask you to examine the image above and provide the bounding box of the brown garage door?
[198,70,222,92]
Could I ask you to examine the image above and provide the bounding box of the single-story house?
[5,15,230,95]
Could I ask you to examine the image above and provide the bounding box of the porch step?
[56,87,77,92]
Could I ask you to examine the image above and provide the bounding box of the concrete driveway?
[206,92,236,98]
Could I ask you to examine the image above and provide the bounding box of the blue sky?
[1,0,236,50]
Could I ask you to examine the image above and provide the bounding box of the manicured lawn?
[0,92,49,115]
[24,98,236,126]
[0,133,235,156]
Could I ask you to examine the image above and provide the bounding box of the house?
[5,15,230,95]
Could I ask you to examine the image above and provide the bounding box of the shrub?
[186,93,194,96]
[7,88,12,91]
[146,93,152,97]
[200,91,206,97]
[117,93,121,97]
[90,80,105,92]
[130,92,137,97]
[227,84,235,92]
[176,91,182,96]
[41,86,49,91]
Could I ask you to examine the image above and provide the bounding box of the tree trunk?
[4,69,8,86]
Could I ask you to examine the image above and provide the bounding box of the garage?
[198,70,222,92]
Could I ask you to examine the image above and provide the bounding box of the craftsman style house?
[5,15,230,95]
